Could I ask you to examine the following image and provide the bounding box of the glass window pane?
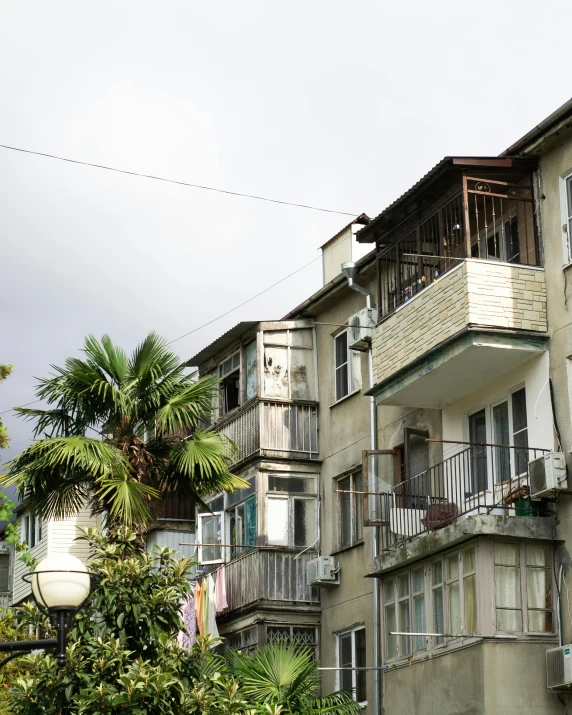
[290,328,313,348]
[449,581,461,635]
[527,568,551,609]
[432,561,443,586]
[512,388,527,432]
[263,346,289,399]
[245,341,258,401]
[385,604,397,659]
[526,544,550,567]
[336,364,349,401]
[291,347,316,401]
[339,633,352,691]
[350,350,362,392]
[399,600,411,655]
[496,609,522,631]
[201,514,222,562]
[495,566,522,609]
[245,496,257,548]
[398,574,409,598]
[413,568,424,593]
[464,574,477,634]
[384,579,395,604]
[355,472,364,542]
[463,548,476,573]
[528,610,553,633]
[494,543,519,565]
[433,586,444,644]
[293,499,316,548]
[335,331,348,368]
[267,498,289,546]
[268,476,315,493]
[355,629,367,702]
[469,410,488,493]
[493,402,510,484]
[413,595,426,651]
[447,554,459,581]
[264,330,289,346]
[339,477,352,548]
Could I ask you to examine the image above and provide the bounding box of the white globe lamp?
[32,554,91,610]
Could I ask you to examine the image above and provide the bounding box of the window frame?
[560,170,572,264]
[337,471,364,550]
[22,512,42,550]
[218,350,241,417]
[333,329,361,403]
[265,493,318,549]
[336,625,367,705]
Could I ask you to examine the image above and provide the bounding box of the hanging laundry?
[177,590,196,649]
[215,566,228,613]
[205,573,219,640]
[195,580,205,636]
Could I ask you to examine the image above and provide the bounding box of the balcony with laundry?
[357,157,548,409]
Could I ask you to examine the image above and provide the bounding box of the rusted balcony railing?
[216,400,319,467]
[222,549,319,612]
[376,443,551,552]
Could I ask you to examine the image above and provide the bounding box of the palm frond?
[153,374,220,435]
[309,692,362,715]
[95,475,158,525]
[84,334,129,386]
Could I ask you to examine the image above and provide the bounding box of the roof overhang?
[187,321,259,367]
[356,156,538,245]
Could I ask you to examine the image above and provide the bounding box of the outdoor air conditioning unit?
[348,308,378,351]
[307,556,339,586]
[547,645,572,691]
[528,452,567,499]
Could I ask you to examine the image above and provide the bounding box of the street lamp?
[0,553,92,668]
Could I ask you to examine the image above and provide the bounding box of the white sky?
[1,0,571,462]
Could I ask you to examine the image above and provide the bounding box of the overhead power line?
[0,143,357,216]
[0,251,324,416]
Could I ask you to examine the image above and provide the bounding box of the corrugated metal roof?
[187,321,259,367]
[356,156,535,244]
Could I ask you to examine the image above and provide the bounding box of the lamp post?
[0,553,91,668]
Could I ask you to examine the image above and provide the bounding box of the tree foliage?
[0,364,12,451]
[1,334,247,533]
[2,530,359,715]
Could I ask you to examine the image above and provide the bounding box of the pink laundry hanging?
[215,565,228,612]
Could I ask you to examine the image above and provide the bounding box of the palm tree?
[1,333,246,535]
[226,644,361,715]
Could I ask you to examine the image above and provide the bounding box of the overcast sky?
[1,0,571,466]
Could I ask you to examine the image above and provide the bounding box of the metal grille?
[267,626,318,653]
[226,625,258,654]
[547,648,566,688]
[529,455,548,497]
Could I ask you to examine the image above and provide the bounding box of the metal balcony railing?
[376,442,551,552]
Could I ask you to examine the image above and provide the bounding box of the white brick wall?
[372,260,547,385]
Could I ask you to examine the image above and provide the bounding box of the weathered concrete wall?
[382,640,561,715]
[372,260,547,386]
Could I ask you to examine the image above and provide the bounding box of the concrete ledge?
[372,515,554,575]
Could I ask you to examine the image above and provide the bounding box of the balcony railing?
[217,400,319,467]
[221,548,320,613]
[375,442,550,552]
[377,171,539,321]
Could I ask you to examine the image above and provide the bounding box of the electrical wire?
[0,143,357,216]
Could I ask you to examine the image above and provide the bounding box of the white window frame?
[196,511,224,565]
[560,170,572,264]
[218,351,241,417]
[265,494,318,549]
[22,512,42,550]
[337,472,364,549]
[333,329,361,403]
[336,625,367,705]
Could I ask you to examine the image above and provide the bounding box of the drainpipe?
[341,262,381,715]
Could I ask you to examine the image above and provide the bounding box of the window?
[337,626,366,704]
[334,330,361,402]
[266,474,317,549]
[494,542,553,633]
[467,387,528,493]
[0,555,9,592]
[226,625,258,655]
[338,472,364,549]
[197,511,223,564]
[384,545,477,662]
[262,327,317,401]
[562,172,572,263]
[22,513,42,550]
[228,495,257,560]
[219,352,241,416]
[244,340,258,402]
[267,625,318,659]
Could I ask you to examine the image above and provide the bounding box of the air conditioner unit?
[348,308,378,351]
[307,556,339,586]
[528,452,567,499]
[547,645,572,691]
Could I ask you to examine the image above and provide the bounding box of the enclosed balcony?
[357,158,548,407]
